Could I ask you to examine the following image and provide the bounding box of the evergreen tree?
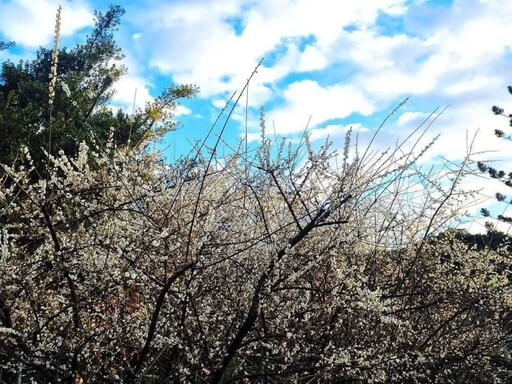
[478,86,512,223]
[0,5,198,169]
[0,41,15,51]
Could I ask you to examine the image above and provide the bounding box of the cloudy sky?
[1,0,512,231]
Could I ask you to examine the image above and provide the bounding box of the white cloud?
[266,80,374,136]
[311,0,512,106]
[309,123,368,142]
[111,75,153,111]
[126,0,409,97]
[445,76,489,96]
[0,0,93,47]
[397,111,431,126]
[174,104,192,117]
[212,99,227,109]
[119,0,512,156]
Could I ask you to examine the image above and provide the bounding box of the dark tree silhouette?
[478,86,512,223]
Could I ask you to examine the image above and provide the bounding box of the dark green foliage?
[0,5,198,170]
[478,85,512,222]
[433,227,512,252]
[491,86,512,125]
[0,41,15,51]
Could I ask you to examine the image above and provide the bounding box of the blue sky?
[1,0,512,232]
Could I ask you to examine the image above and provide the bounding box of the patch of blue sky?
[375,12,406,37]
[225,15,245,36]
[343,24,361,33]
[402,0,454,37]
[290,64,357,88]
[261,34,317,68]
[503,47,512,62]
[0,42,25,58]
[159,96,249,161]
[425,0,454,7]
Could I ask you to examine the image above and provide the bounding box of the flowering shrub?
[0,5,510,383]
[0,122,510,383]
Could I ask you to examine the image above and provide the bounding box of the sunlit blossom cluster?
[48,6,61,108]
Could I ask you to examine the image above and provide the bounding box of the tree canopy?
[0,41,15,51]
[0,5,198,169]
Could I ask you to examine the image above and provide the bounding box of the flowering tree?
[0,107,510,383]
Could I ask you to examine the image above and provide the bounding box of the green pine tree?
[478,86,512,224]
[0,5,198,170]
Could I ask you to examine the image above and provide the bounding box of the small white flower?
[36,124,45,134]
[60,82,71,97]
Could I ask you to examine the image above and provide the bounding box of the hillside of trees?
[0,5,511,384]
